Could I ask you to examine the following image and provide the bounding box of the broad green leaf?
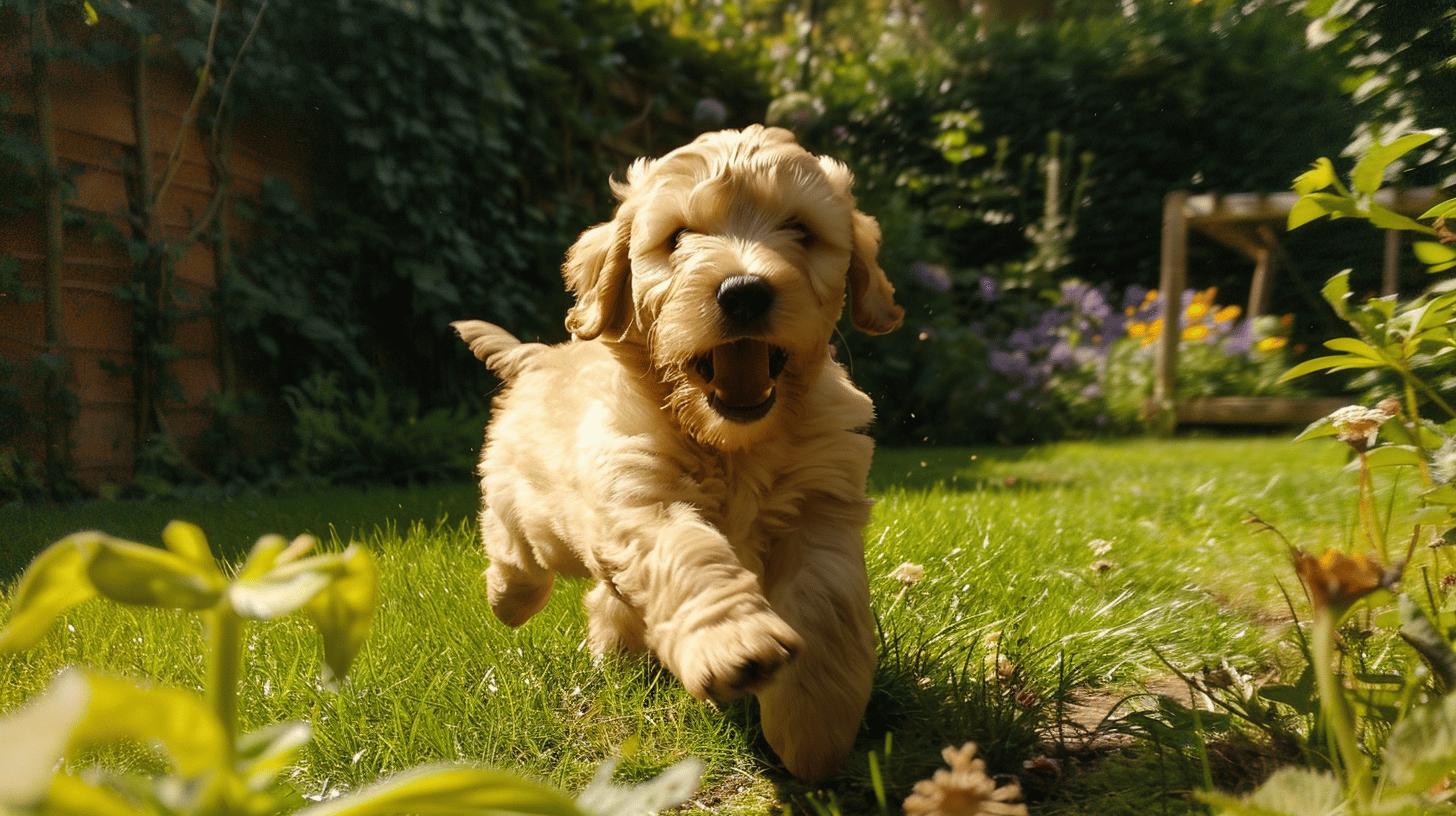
[292,766,584,816]
[1382,691,1456,795]
[1302,192,1359,219]
[1413,241,1456,268]
[1397,595,1456,693]
[1426,484,1456,506]
[1408,505,1453,526]
[86,538,226,610]
[0,534,100,653]
[238,721,312,791]
[1322,271,1352,319]
[1367,204,1436,234]
[239,534,289,580]
[70,672,228,778]
[1288,197,1330,230]
[42,775,142,816]
[1198,768,1345,816]
[1278,354,1382,383]
[162,520,220,577]
[1351,131,1439,195]
[0,670,86,805]
[304,545,379,686]
[1293,158,1337,195]
[1323,337,1384,360]
[229,569,331,620]
[1418,198,1456,220]
[576,757,704,816]
[1348,445,1423,470]
[1293,417,1339,442]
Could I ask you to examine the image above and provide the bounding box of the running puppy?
[454,125,902,781]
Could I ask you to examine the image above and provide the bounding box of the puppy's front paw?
[672,610,802,702]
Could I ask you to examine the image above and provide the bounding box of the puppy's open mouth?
[692,340,789,423]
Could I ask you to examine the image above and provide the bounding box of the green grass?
[0,437,1366,814]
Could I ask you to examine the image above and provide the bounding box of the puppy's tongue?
[711,340,773,407]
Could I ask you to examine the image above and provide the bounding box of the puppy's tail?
[451,320,545,381]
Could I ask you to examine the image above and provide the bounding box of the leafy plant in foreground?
[1192,133,1456,815]
[0,522,702,816]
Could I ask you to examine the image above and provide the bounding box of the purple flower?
[990,349,1029,377]
[978,275,999,302]
[1081,383,1103,400]
[910,261,952,293]
[1122,285,1149,310]
[1223,319,1254,355]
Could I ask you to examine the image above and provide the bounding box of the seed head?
[903,742,1029,816]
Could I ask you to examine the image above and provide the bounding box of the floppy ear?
[562,214,632,340]
[847,211,904,335]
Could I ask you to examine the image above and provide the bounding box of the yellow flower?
[1213,305,1241,323]
[1143,289,1159,304]
[1255,336,1287,352]
[1124,306,1137,317]
[1182,324,1209,341]
[1279,313,1295,328]
[1127,321,1148,338]
[1193,287,1218,306]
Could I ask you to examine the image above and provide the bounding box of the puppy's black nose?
[716,275,775,326]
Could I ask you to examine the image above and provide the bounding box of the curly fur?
[453,125,902,781]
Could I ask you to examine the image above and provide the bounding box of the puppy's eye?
[783,218,813,246]
[668,227,689,252]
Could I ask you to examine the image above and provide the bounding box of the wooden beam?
[1176,397,1349,425]
[1247,247,1272,317]
[1154,191,1188,421]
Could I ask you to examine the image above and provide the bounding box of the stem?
[1311,607,1370,806]
[206,608,243,760]
[1356,453,1384,558]
[1400,366,1456,419]
[152,0,225,208]
[1404,381,1435,486]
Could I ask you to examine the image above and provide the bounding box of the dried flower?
[1087,539,1113,557]
[903,742,1029,816]
[1326,404,1396,452]
[892,562,926,587]
[1376,397,1403,417]
[1090,558,1116,573]
[1440,574,1456,594]
[1293,549,1396,613]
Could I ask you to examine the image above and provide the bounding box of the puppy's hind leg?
[481,508,553,627]
[584,580,647,657]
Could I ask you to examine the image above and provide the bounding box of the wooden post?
[1247,247,1272,317]
[31,0,71,489]
[1382,230,1400,296]
[1153,191,1188,428]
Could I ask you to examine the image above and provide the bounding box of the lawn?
[0,437,1361,814]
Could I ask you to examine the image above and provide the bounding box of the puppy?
[454,125,902,781]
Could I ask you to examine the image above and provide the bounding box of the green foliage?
[811,0,1363,291]
[1190,134,1456,815]
[0,521,703,815]
[281,372,483,486]
[224,0,766,409]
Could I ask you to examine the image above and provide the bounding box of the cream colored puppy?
[453,125,902,781]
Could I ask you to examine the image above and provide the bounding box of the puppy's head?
[562,125,902,450]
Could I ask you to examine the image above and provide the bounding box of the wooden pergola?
[1153,187,1440,427]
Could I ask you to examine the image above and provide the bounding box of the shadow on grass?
[869,447,1078,495]
[0,482,479,581]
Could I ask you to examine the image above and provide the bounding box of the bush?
[225,0,767,409]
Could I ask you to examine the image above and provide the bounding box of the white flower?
[1327,404,1396,452]
[892,561,926,586]
[1087,539,1113,556]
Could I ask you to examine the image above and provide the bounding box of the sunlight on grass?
[0,437,1370,813]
